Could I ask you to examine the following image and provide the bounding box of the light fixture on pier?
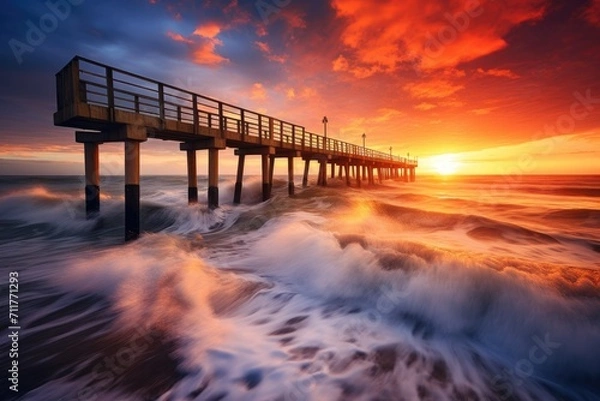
[362,133,366,148]
[322,116,328,138]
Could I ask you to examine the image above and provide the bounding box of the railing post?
[158,83,165,121]
[218,102,224,137]
[292,125,296,148]
[258,115,263,144]
[107,67,115,121]
[302,128,306,150]
[241,109,245,136]
[192,94,198,135]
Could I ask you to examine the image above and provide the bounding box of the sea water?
[0,175,598,401]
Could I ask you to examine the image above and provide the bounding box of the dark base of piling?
[85,184,100,219]
[125,184,140,242]
[208,186,219,209]
[233,182,242,204]
[288,182,295,196]
[188,187,198,204]
[262,183,270,202]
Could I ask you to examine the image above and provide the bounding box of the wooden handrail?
[62,56,418,166]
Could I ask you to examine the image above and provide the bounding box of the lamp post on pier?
[322,116,328,138]
[362,133,366,149]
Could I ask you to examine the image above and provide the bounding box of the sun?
[432,154,459,175]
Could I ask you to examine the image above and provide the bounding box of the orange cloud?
[583,0,600,27]
[166,31,193,44]
[331,0,549,75]
[255,41,287,63]
[193,22,222,39]
[415,102,438,111]
[192,39,228,66]
[403,79,464,99]
[470,107,498,115]
[165,23,229,66]
[332,54,382,78]
[477,68,520,79]
[251,83,267,100]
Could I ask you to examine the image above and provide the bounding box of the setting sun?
[432,154,460,175]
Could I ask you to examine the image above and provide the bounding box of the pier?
[54,56,418,241]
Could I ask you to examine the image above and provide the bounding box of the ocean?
[1,174,599,401]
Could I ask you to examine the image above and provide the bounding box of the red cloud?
[403,79,465,99]
[331,0,549,76]
[477,68,520,79]
[583,0,600,27]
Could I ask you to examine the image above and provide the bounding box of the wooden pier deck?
[54,56,418,240]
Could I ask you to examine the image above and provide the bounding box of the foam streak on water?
[0,175,599,401]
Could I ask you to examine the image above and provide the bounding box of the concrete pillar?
[302,159,310,187]
[124,141,140,242]
[233,154,245,204]
[345,163,351,186]
[338,164,343,179]
[362,165,367,181]
[84,142,100,219]
[356,164,362,187]
[287,156,295,196]
[318,160,327,186]
[262,154,270,201]
[269,155,275,197]
[187,149,198,204]
[331,163,335,179]
[208,148,219,208]
[317,161,323,186]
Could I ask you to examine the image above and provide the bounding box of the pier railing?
[56,56,418,166]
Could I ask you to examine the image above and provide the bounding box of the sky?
[0,0,599,176]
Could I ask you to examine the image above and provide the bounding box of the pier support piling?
[269,155,276,198]
[345,163,351,186]
[318,159,327,186]
[302,159,310,187]
[262,154,270,201]
[287,156,295,196]
[208,148,219,209]
[124,140,141,242]
[234,154,245,204]
[186,149,198,204]
[84,142,100,219]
